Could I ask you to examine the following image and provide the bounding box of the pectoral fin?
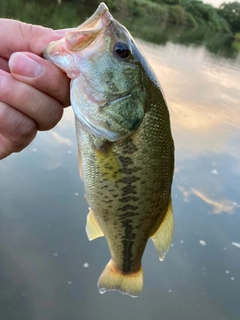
[151,200,174,261]
[93,141,121,183]
[86,208,104,241]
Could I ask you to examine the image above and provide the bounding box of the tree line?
[76,0,240,35]
[1,0,239,37]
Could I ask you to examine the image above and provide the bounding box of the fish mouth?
[63,3,112,52]
[43,3,112,65]
[78,3,112,32]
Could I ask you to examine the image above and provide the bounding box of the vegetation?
[1,0,240,38]
[0,0,239,56]
[181,0,231,33]
[232,33,240,51]
[218,2,240,33]
[80,0,239,35]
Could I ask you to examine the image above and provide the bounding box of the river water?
[0,2,240,320]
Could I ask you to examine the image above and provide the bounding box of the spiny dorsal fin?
[86,207,104,241]
[151,200,174,261]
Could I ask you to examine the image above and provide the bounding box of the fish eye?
[113,42,130,60]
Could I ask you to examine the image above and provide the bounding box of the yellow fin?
[86,208,104,241]
[94,143,121,182]
[97,260,143,298]
[151,200,174,261]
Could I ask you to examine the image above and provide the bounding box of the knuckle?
[0,125,36,159]
[0,102,37,157]
[37,102,63,131]
[19,120,36,141]
[11,121,37,151]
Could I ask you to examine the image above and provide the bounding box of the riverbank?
[79,0,240,37]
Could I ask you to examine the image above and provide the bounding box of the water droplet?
[199,240,206,246]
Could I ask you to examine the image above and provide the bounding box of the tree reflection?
[0,0,239,60]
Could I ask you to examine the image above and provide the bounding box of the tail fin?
[97,260,143,298]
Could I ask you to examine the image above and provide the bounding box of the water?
[0,2,240,319]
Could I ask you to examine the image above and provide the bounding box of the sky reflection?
[0,36,239,320]
[139,40,240,183]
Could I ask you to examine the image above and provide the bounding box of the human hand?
[0,19,71,160]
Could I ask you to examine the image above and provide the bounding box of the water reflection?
[0,3,240,320]
[144,41,240,166]
[123,18,240,60]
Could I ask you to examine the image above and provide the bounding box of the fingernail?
[9,53,42,78]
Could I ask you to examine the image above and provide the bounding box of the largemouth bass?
[44,2,174,297]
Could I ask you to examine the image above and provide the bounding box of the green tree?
[182,0,230,33]
[218,2,240,33]
[167,5,189,25]
[152,0,181,5]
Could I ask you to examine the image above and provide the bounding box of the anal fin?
[86,207,104,241]
[151,200,174,261]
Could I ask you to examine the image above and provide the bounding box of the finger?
[0,20,70,59]
[0,57,9,72]
[0,70,63,131]
[9,52,70,107]
[0,102,37,159]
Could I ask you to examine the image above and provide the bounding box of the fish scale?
[44,2,174,297]
[75,83,173,273]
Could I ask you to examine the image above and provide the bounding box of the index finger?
[0,19,68,59]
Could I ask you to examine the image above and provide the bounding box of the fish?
[43,2,174,297]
